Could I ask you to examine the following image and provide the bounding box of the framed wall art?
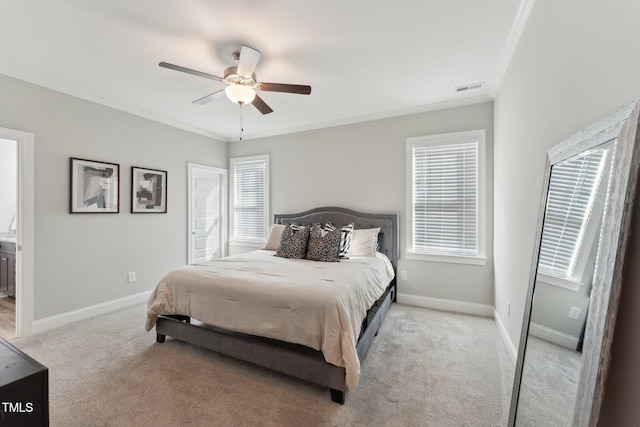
[70,157,120,213]
[131,166,167,213]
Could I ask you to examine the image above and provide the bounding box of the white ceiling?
[0,1,529,141]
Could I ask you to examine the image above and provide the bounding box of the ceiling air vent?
[455,82,484,93]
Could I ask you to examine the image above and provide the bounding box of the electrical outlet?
[400,271,407,281]
[128,272,136,283]
[568,306,581,320]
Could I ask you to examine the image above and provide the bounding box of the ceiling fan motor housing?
[224,66,257,88]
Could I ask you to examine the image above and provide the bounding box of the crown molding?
[0,66,228,142]
[232,93,493,142]
[1,64,494,144]
[490,0,537,98]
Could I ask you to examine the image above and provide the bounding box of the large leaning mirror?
[509,98,640,427]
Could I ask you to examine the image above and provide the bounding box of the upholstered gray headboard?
[274,207,399,267]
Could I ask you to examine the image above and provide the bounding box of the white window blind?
[538,148,607,279]
[231,156,268,243]
[411,139,479,257]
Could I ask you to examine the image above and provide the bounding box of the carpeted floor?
[11,303,514,426]
[0,295,15,340]
[514,336,581,426]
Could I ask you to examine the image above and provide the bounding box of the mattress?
[146,249,394,390]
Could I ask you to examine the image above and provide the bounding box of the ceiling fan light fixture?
[225,84,256,105]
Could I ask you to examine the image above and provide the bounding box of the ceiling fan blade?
[236,46,261,78]
[252,94,273,115]
[159,62,222,81]
[258,82,312,95]
[192,90,225,105]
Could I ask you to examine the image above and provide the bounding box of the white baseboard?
[32,291,151,335]
[397,292,494,317]
[494,309,518,362]
[529,322,579,350]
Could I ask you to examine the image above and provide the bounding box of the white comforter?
[146,250,394,391]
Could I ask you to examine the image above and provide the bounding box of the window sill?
[536,273,583,292]
[405,251,486,265]
[229,239,265,248]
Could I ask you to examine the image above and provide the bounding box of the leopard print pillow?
[275,224,310,259]
[305,223,341,262]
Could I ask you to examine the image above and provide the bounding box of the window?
[537,146,609,285]
[229,155,269,246]
[406,130,486,264]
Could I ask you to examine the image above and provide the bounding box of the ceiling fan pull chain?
[239,104,244,141]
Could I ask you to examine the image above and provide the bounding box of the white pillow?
[263,224,286,250]
[349,227,380,257]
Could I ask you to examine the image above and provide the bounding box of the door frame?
[187,163,228,264]
[0,127,34,338]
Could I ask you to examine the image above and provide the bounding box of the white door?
[188,163,227,264]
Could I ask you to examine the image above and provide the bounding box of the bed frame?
[155,207,399,404]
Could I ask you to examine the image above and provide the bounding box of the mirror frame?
[508,98,640,426]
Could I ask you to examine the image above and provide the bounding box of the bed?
[147,207,399,403]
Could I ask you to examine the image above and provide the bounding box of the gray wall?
[0,73,227,319]
[493,0,640,423]
[229,102,495,306]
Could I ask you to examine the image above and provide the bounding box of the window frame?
[536,145,611,291]
[229,154,270,247]
[405,129,486,265]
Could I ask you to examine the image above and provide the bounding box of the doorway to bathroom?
[0,137,17,339]
[0,127,34,339]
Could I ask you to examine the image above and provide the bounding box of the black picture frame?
[70,157,120,213]
[131,166,167,213]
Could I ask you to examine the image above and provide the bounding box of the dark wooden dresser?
[0,242,15,298]
[0,338,48,426]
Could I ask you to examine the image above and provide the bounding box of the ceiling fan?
[159,45,311,115]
